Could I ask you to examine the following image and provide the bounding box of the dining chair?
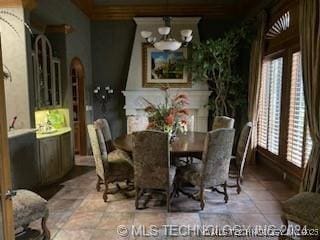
[132,130,176,211]
[87,124,134,202]
[212,116,235,130]
[95,118,113,151]
[95,119,133,166]
[228,122,252,194]
[175,128,235,210]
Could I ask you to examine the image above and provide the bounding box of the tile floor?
[19,156,301,240]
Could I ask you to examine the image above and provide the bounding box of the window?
[258,57,283,155]
[287,52,312,167]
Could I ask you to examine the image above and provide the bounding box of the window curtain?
[247,11,267,164]
[300,0,320,193]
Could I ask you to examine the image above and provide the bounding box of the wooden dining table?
[113,131,207,159]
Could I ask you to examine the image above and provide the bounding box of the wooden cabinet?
[61,132,73,173]
[33,34,62,109]
[39,136,60,184]
[38,132,73,185]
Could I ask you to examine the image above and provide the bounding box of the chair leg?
[167,191,171,212]
[135,187,140,209]
[96,176,101,192]
[103,182,108,202]
[280,215,288,235]
[236,177,241,194]
[200,186,205,210]
[41,216,50,240]
[223,182,228,203]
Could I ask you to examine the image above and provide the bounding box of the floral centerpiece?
[144,87,190,139]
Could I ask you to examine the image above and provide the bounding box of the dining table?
[113,131,207,159]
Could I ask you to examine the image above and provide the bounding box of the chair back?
[132,130,170,190]
[212,116,235,130]
[202,128,235,187]
[95,118,112,141]
[235,122,252,177]
[87,124,107,181]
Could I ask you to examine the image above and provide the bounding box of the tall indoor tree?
[185,22,252,118]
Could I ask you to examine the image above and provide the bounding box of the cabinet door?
[34,35,55,108]
[53,58,62,106]
[60,132,73,174]
[39,137,60,184]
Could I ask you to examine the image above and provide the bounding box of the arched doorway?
[70,58,86,155]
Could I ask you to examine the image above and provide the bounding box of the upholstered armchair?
[13,189,50,239]
[212,116,235,130]
[228,122,252,193]
[87,124,134,202]
[281,192,320,234]
[132,130,176,211]
[176,128,235,210]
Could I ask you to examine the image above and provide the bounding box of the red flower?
[165,114,174,125]
[177,109,190,116]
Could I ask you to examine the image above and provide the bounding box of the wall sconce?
[93,86,114,112]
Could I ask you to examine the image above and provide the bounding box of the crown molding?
[0,0,37,10]
[46,24,74,34]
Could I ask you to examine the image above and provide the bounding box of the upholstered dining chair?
[175,128,235,210]
[132,130,176,211]
[212,116,235,130]
[281,192,320,234]
[95,118,113,152]
[87,124,134,202]
[95,119,133,166]
[13,189,50,239]
[228,122,252,194]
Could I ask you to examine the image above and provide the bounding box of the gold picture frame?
[142,43,191,88]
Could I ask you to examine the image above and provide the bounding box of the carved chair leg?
[96,176,101,192]
[167,191,171,212]
[223,182,228,203]
[41,216,51,240]
[103,182,108,202]
[200,186,205,210]
[280,215,288,235]
[236,177,241,194]
[135,187,140,209]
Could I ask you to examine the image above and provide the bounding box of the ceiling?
[94,0,237,5]
[71,0,266,20]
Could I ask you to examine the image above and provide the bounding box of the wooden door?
[70,58,86,155]
[0,37,14,239]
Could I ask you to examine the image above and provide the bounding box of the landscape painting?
[142,44,191,88]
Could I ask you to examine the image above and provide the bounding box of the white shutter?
[287,52,313,167]
[258,57,283,155]
[267,58,283,155]
[258,62,269,149]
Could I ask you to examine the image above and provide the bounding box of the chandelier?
[140,17,193,51]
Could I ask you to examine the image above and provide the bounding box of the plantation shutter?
[258,62,269,149]
[258,57,283,155]
[287,52,312,167]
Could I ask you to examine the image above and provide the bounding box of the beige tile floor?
[19,156,302,240]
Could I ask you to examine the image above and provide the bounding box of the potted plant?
[185,22,252,118]
[144,87,190,141]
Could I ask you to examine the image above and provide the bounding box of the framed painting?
[142,43,191,88]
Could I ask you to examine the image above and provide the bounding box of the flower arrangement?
[144,87,190,137]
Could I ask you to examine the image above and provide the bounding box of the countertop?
[36,127,72,139]
[8,129,37,139]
